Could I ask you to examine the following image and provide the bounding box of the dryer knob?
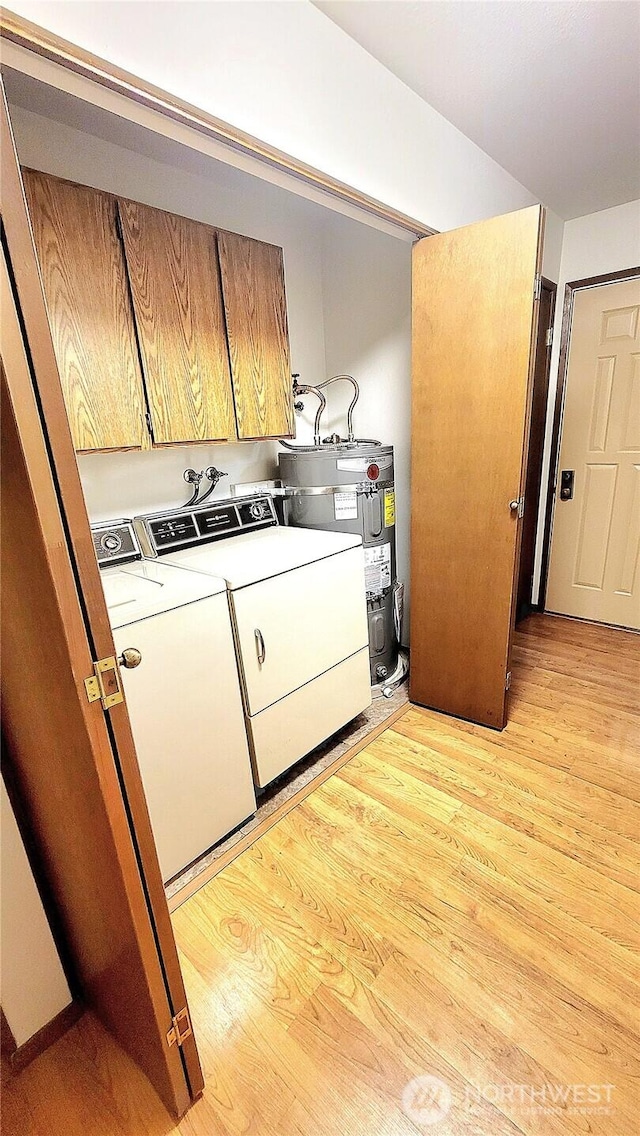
[101,531,123,554]
[250,501,266,520]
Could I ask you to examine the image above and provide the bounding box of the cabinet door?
[411,205,543,729]
[230,547,368,714]
[218,230,294,439]
[118,200,236,445]
[22,170,150,453]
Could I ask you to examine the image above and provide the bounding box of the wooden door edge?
[167,700,410,912]
[537,266,640,612]
[1,84,201,1116]
[500,204,545,728]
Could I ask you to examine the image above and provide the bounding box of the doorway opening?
[539,267,640,630]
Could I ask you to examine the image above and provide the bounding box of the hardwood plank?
[3,613,638,1134]
[22,170,149,452]
[168,702,409,912]
[118,200,236,444]
[375,728,640,890]
[217,230,294,439]
[373,952,634,1135]
[394,706,640,840]
[172,887,323,1031]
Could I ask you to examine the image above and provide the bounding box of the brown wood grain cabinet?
[218,230,295,439]
[22,170,151,454]
[23,170,295,451]
[117,200,237,445]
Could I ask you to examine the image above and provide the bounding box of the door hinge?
[84,656,124,709]
[114,207,124,243]
[505,671,512,691]
[534,274,542,301]
[546,326,553,348]
[167,1007,192,1048]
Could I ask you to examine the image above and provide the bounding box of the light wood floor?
[4,615,639,1135]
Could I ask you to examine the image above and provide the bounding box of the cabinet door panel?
[22,171,149,453]
[218,231,294,439]
[118,201,236,444]
[231,547,368,714]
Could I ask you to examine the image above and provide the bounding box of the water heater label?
[364,543,391,595]
[336,455,393,473]
[334,491,358,520]
[384,489,396,527]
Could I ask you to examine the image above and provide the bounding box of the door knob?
[509,499,519,511]
[118,647,142,669]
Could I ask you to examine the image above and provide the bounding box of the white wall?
[7,0,563,259]
[321,215,412,635]
[532,199,640,599]
[1,782,72,1048]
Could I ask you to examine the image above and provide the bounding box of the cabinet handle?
[254,629,266,665]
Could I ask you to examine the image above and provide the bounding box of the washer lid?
[163,525,363,589]
[100,559,227,629]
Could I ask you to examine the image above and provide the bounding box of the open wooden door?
[0,82,203,1117]
[410,205,543,728]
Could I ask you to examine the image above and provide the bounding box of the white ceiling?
[314,0,640,220]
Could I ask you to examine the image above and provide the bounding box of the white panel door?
[231,547,369,714]
[547,277,640,628]
[114,594,256,882]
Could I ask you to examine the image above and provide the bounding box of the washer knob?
[249,501,266,520]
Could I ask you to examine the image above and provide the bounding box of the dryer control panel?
[135,495,278,557]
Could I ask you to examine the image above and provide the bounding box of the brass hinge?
[167,1007,192,1048]
[534,274,542,301]
[505,671,512,691]
[84,656,124,709]
[546,326,553,347]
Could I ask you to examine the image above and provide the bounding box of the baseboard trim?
[167,701,410,913]
[8,1001,82,1074]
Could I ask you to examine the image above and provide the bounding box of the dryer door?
[231,546,368,714]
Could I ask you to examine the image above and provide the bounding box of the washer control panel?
[135,495,278,557]
[91,520,142,566]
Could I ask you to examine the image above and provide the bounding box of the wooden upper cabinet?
[22,170,150,453]
[118,201,236,444]
[218,231,294,439]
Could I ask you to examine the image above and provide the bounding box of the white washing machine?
[134,496,372,788]
[92,519,256,882]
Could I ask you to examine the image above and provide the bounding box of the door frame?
[1,81,204,1115]
[538,265,640,611]
[516,275,557,621]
